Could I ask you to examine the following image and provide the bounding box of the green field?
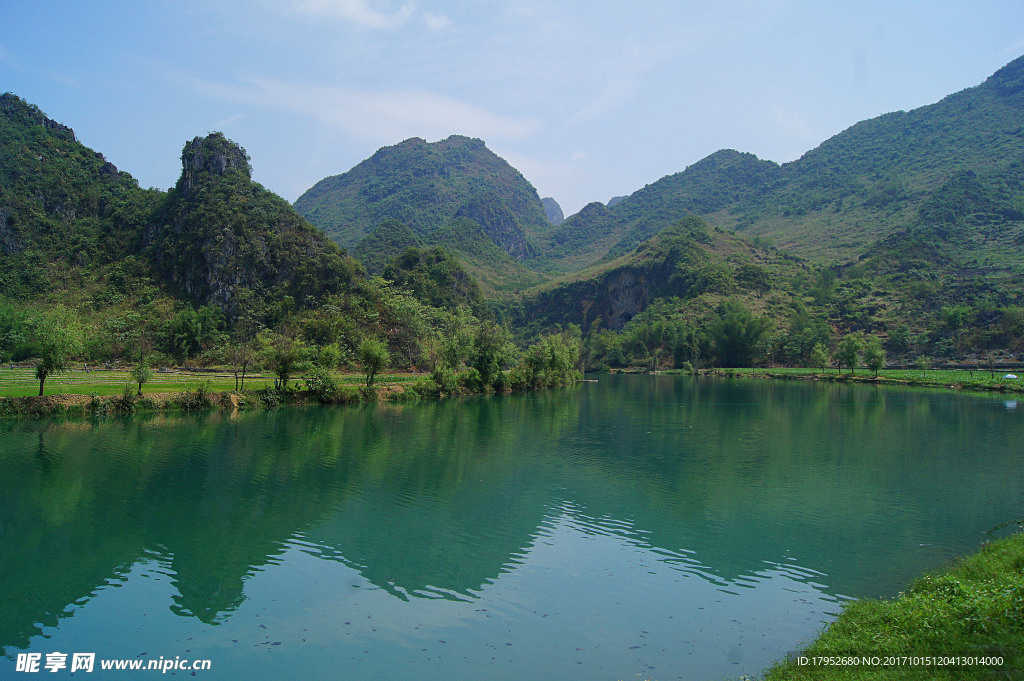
[702,367,1024,394]
[0,367,420,398]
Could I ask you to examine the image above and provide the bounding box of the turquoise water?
[2,375,1022,680]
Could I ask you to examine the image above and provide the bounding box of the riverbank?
[0,380,423,418]
[0,365,578,418]
[762,530,1024,680]
[650,366,1024,395]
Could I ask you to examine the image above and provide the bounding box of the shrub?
[430,365,458,395]
[304,365,338,402]
[457,367,483,391]
[176,381,213,411]
[112,385,137,413]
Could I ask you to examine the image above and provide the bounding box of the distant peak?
[541,197,564,225]
[179,132,251,194]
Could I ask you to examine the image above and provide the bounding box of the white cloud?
[193,76,541,143]
[286,0,417,29]
[212,113,246,128]
[422,11,451,32]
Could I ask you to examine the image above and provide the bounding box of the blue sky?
[3,1,1024,216]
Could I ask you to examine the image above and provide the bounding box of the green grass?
[0,367,422,397]
[705,367,1024,394]
[763,531,1024,680]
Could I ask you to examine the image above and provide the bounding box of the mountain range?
[3,54,1024,368]
[294,55,1024,289]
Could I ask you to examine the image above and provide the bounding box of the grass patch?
[0,367,436,418]
[702,367,1024,394]
[0,367,423,397]
[763,532,1024,680]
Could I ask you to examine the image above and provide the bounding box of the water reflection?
[1,377,1022,678]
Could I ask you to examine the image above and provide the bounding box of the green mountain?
[513,216,805,335]
[4,58,1024,376]
[539,150,780,272]
[0,95,516,376]
[0,93,162,299]
[146,132,362,317]
[293,135,553,267]
[543,55,1024,271]
[0,93,365,320]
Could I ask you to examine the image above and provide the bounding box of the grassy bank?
[0,367,426,417]
[678,367,1024,394]
[763,531,1024,680]
[0,364,575,417]
[0,366,430,397]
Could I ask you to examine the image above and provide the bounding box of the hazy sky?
[4,1,1023,216]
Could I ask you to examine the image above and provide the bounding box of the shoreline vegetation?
[690,366,1024,395]
[4,363,1024,419]
[0,363,579,418]
[762,529,1024,681]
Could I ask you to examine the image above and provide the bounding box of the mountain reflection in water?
[2,376,1021,680]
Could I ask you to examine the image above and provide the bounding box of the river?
[2,375,1021,679]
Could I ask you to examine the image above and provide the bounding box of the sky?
[3,1,1024,217]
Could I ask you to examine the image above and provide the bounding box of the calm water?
[1,376,1022,680]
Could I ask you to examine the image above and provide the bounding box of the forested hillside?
[542,54,1024,270]
[0,94,581,395]
[294,135,553,264]
[4,54,1024,383]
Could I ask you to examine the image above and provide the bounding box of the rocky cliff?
[147,133,360,314]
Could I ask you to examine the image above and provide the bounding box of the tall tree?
[709,300,770,368]
[359,338,390,389]
[835,332,865,375]
[32,306,84,396]
[863,336,886,377]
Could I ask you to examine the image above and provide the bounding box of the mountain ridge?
[539,54,1024,270]
[294,135,552,262]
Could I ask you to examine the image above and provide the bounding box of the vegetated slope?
[514,216,808,335]
[536,150,780,272]
[350,215,542,295]
[0,93,365,327]
[294,135,554,266]
[543,54,1024,270]
[0,93,163,299]
[0,94,502,376]
[146,133,363,318]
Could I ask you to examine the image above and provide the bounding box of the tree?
[231,340,255,391]
[166,305,225,363]
[863,336,886,377]
[521,328,582,388]
[317,343,342,371]
[261,330,310,388]
[735,263,771,296]
[471,321,514,388]
[130,362,152,395]
[359,338,390,389]
[709,300,771,368]
[834,332,864,375]
[887,324,912,355]
[940,304,974,332]
[810,342,831,373]
[32,306,84,396]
